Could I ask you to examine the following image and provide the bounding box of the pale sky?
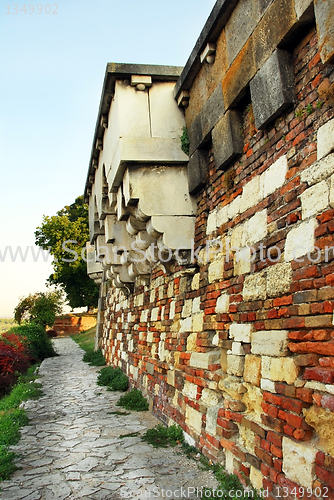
[0,0,217,317]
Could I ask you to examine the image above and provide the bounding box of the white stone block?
[182,299,193,318]
[185,405,203,434]
[260,378,276,393]
[260,155,288,199]
[169,301,176,320]
[330,174,334,208]
[266,262,293,297]
[147,332,153,343]
[216,204,229,227]
[317,118,334,160]
[250,466,263,491]
[225,450,235,474]
[227,195,241,220]
[192,296,201,314]
[230,223,244,249]
[190,351,221,369]
[206,406,219,436]
[227,354,245,376]
[300,153,334,186]
[192,312,204,332]
[240,175,261,213]
[180,317,192,333]
[251,330,289,357]
[234,247,252,275]
[232,342,245,356]
[151,307,159,322]
[242,272,267,301]
[208,259,225,283]
[301,180,329,219]
[230,323,253,343]
[243,209,268,246]
[140,309,149,323]
[285,219,317,261]
[207,209,217,235]
[282,437,317,488]
[201,388,220,407]
[183,381,198,399]
[215,293,229,314]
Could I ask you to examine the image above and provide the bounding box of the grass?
[141,424,184,448]
[0,366,42,482]
[107,410,130,416]
[97,366,129,391]
[117,388,149,411]
[72,327,106,367]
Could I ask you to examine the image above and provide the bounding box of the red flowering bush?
[0,333,30,396]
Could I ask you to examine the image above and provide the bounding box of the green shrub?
[83,349,106,366]
[180,126,190,155]
[0,367,42,482]
[9,323,57,362]
[141,423,184,448]
[97,366,129,391]
[117,388,149,411]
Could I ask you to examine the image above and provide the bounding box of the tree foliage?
[34,196,99,309]
[14,290,64,328]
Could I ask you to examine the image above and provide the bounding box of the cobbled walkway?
[0,337,217,500]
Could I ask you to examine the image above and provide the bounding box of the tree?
[34,196,99,309]
[14,290,64,327]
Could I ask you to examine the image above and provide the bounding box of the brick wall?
[99,19,334,500]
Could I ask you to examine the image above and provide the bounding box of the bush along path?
[0,337,219,500]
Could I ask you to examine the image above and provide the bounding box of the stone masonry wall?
[99,15,334,500]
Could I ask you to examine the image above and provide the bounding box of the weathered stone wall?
[53,314,96,336]
[91,0,334,496]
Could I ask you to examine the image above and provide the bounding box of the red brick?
[304,367,334,384]
[315,465,334,490]
[293,429,313,441]
[289,342,334,357]
[273,295,293,307]
[296,388,314,403]
[316,451,325,466]
[261,439,271,452]
[255,446,274,467]
[271,445,283,458]
[267,431,282,447]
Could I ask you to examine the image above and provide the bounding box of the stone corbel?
[177,90,190,108]
[200,43,216,64]
[96,139,103,151]
[131,75,152,91]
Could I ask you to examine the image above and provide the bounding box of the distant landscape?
[0,318,16,333]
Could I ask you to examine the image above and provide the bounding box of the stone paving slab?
[0,338,217,500]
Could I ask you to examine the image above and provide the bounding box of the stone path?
[0,337,217,500]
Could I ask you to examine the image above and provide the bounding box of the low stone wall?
[53,314,96,336]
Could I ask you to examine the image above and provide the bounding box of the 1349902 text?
[6,4,58,14]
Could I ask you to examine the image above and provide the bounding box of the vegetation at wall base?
[181,443,261,500]
[82,350,106,366]
[141,424,184,448]
[0,366,42,482]
[97,366,129,391]
[116,388,149,411]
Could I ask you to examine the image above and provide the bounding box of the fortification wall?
[90,0,334,495]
